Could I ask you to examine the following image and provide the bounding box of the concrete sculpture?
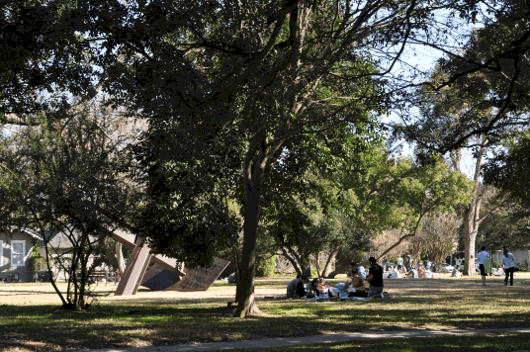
[112,231,229,295]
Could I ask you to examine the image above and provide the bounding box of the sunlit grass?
[226,333,530,352]
[1,275,529,351]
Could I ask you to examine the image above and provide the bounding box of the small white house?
[0,227,43,282]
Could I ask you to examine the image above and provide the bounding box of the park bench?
[89,270,117,286]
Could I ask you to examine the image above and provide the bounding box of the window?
[11,240,25,267]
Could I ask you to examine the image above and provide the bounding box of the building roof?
[42,226,136,249]
[0,226,44,241]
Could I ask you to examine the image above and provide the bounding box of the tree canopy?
[2,0,526,316]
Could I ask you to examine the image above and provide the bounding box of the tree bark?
[234,143,267,318]
[235,134,286,317]
[302,252,312,278]
[322,248,339,277]
[462,203,478,275]
[315,255,322,278]
[459,140,486,276]
[234,198,261,317]
[281,246,303,275]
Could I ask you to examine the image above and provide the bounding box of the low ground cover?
[1,274,529,352]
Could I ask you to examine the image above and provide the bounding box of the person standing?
[358,257,384,299]
[503,248,516,286]
[397,256,404,271]
[406,253,413,273]
[477,246,491,286]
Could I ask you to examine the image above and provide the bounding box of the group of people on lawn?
[287,247,518,300]
[286,254,442,301]
[286,256,386,300]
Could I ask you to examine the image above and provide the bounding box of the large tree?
[398,0,530,152]
[0,98,142,310]
[376,156,475,258]
[106,0,479,318]
[1,0,492,317]
[395,56,509,274]
[0,0,117,120]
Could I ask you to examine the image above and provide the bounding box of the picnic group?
[286,255,434,301]
[285,248,518,301]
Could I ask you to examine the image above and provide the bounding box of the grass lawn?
[1,273,529,352]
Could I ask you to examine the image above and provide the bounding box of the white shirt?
[424,270,432,279]
[411,269,418,278]
[357,266,367,279]
[477,251,490,265]
[391,268,401,279]
[503,253,515,269]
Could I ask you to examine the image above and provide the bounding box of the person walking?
[397,256,404,272]
[477,246,491,286]
[503,248,516,286]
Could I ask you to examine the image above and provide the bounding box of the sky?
[380,33,482,181]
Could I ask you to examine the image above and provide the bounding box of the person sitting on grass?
[417,262,426,278]
[345,271,369,298]
[314,278,339,299]
[348,268,367,290]
[384,266,393,279]
[494,267,505,276]
[286,274,308,298]
[357,264,367,279]
[391,266,403,279]
[424,267,434,279]
[407,267,419,278]
[305,278,320,298]
[451,268,462,277]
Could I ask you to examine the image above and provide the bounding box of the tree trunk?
[459,140,486,276]
[104,239,119,269]
[235,134,286,317]
[302,252,312,278]
[462,203,479,276]
[235,146,267,318]
[280,246,303,275]
[315,255,322,278]
[234,203,261,317]
[327,265,350,278]
[322,248,339,277]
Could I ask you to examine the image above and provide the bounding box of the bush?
[492,260,500,268]
[256,254,277,277]
[28,242,44,275]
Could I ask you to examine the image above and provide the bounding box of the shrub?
[256,254,277,277]
[28,242,43,275]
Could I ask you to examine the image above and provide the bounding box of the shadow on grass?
[2,292,530,352]
[1,278,530,352]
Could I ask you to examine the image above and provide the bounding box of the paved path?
[79,327,530,352]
